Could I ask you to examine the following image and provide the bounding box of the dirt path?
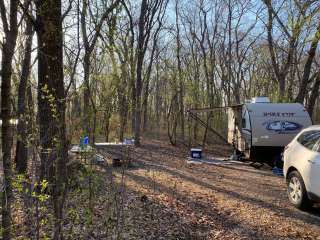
[120,139,320,239]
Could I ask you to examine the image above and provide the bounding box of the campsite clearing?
[95,139,320,239]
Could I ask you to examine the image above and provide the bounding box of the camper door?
[241,107,251,151]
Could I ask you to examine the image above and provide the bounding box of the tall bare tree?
[0,0,18,238]
[175,0,185,140]
[35,0,67,237]
[295,22,320,103]
[15,3,34,174]
[81,0,120,142]
[134,0,168,146]
[263,0,319,101]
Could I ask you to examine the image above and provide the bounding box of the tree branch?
[0,0,9,34]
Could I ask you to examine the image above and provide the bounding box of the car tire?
[287,171,313,209]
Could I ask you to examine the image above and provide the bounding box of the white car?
[283,125,320,209]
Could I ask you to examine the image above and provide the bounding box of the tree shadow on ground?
[100,139,320,232]
[125,160,320,227]
[124,170,294,240]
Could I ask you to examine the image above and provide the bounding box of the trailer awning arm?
[187,104,243,113]
[187,110,231,144]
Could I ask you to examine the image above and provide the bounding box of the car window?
[312,139,320,152]
[297,130,320,151]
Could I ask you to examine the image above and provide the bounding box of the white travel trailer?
[228,97,312,163]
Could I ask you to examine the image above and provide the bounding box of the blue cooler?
[190,148,202,159]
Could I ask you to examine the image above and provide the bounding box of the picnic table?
[94,142,134,166]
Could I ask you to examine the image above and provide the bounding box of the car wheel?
[287,171,313,209]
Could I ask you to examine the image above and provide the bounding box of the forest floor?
[89,139,320,240]
[4,138,320,239]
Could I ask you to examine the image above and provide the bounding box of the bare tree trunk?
[227,0,232,104]
[307,73,320,118]
[16,11,34,174]
[142,80,150,132]
[0,0,18,238]
[295,23,320,103]
[119,93,127,142]
[134,0,148,146]
[131,78,137,135]
[264,0,294,100]
[134,71,143,145]
[155,74,161,137]
[278,78,286,99]
[36,0,68,238]
[263,0,317,102]
[167,94,178,146]
[120,1,136,137]
[80,0,120,140]
[134,0,168,145]
[83,54,91,136]
[104,111,111,142]
[142,38,160,133]
[175,0,184,140]
[1,36,15,240]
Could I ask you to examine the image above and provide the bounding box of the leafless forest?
[0,0,320,239]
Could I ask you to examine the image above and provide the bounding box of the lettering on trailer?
[263,112,295,117]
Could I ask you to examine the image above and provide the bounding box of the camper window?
[242,110,250,130]
[242,118,246,128]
